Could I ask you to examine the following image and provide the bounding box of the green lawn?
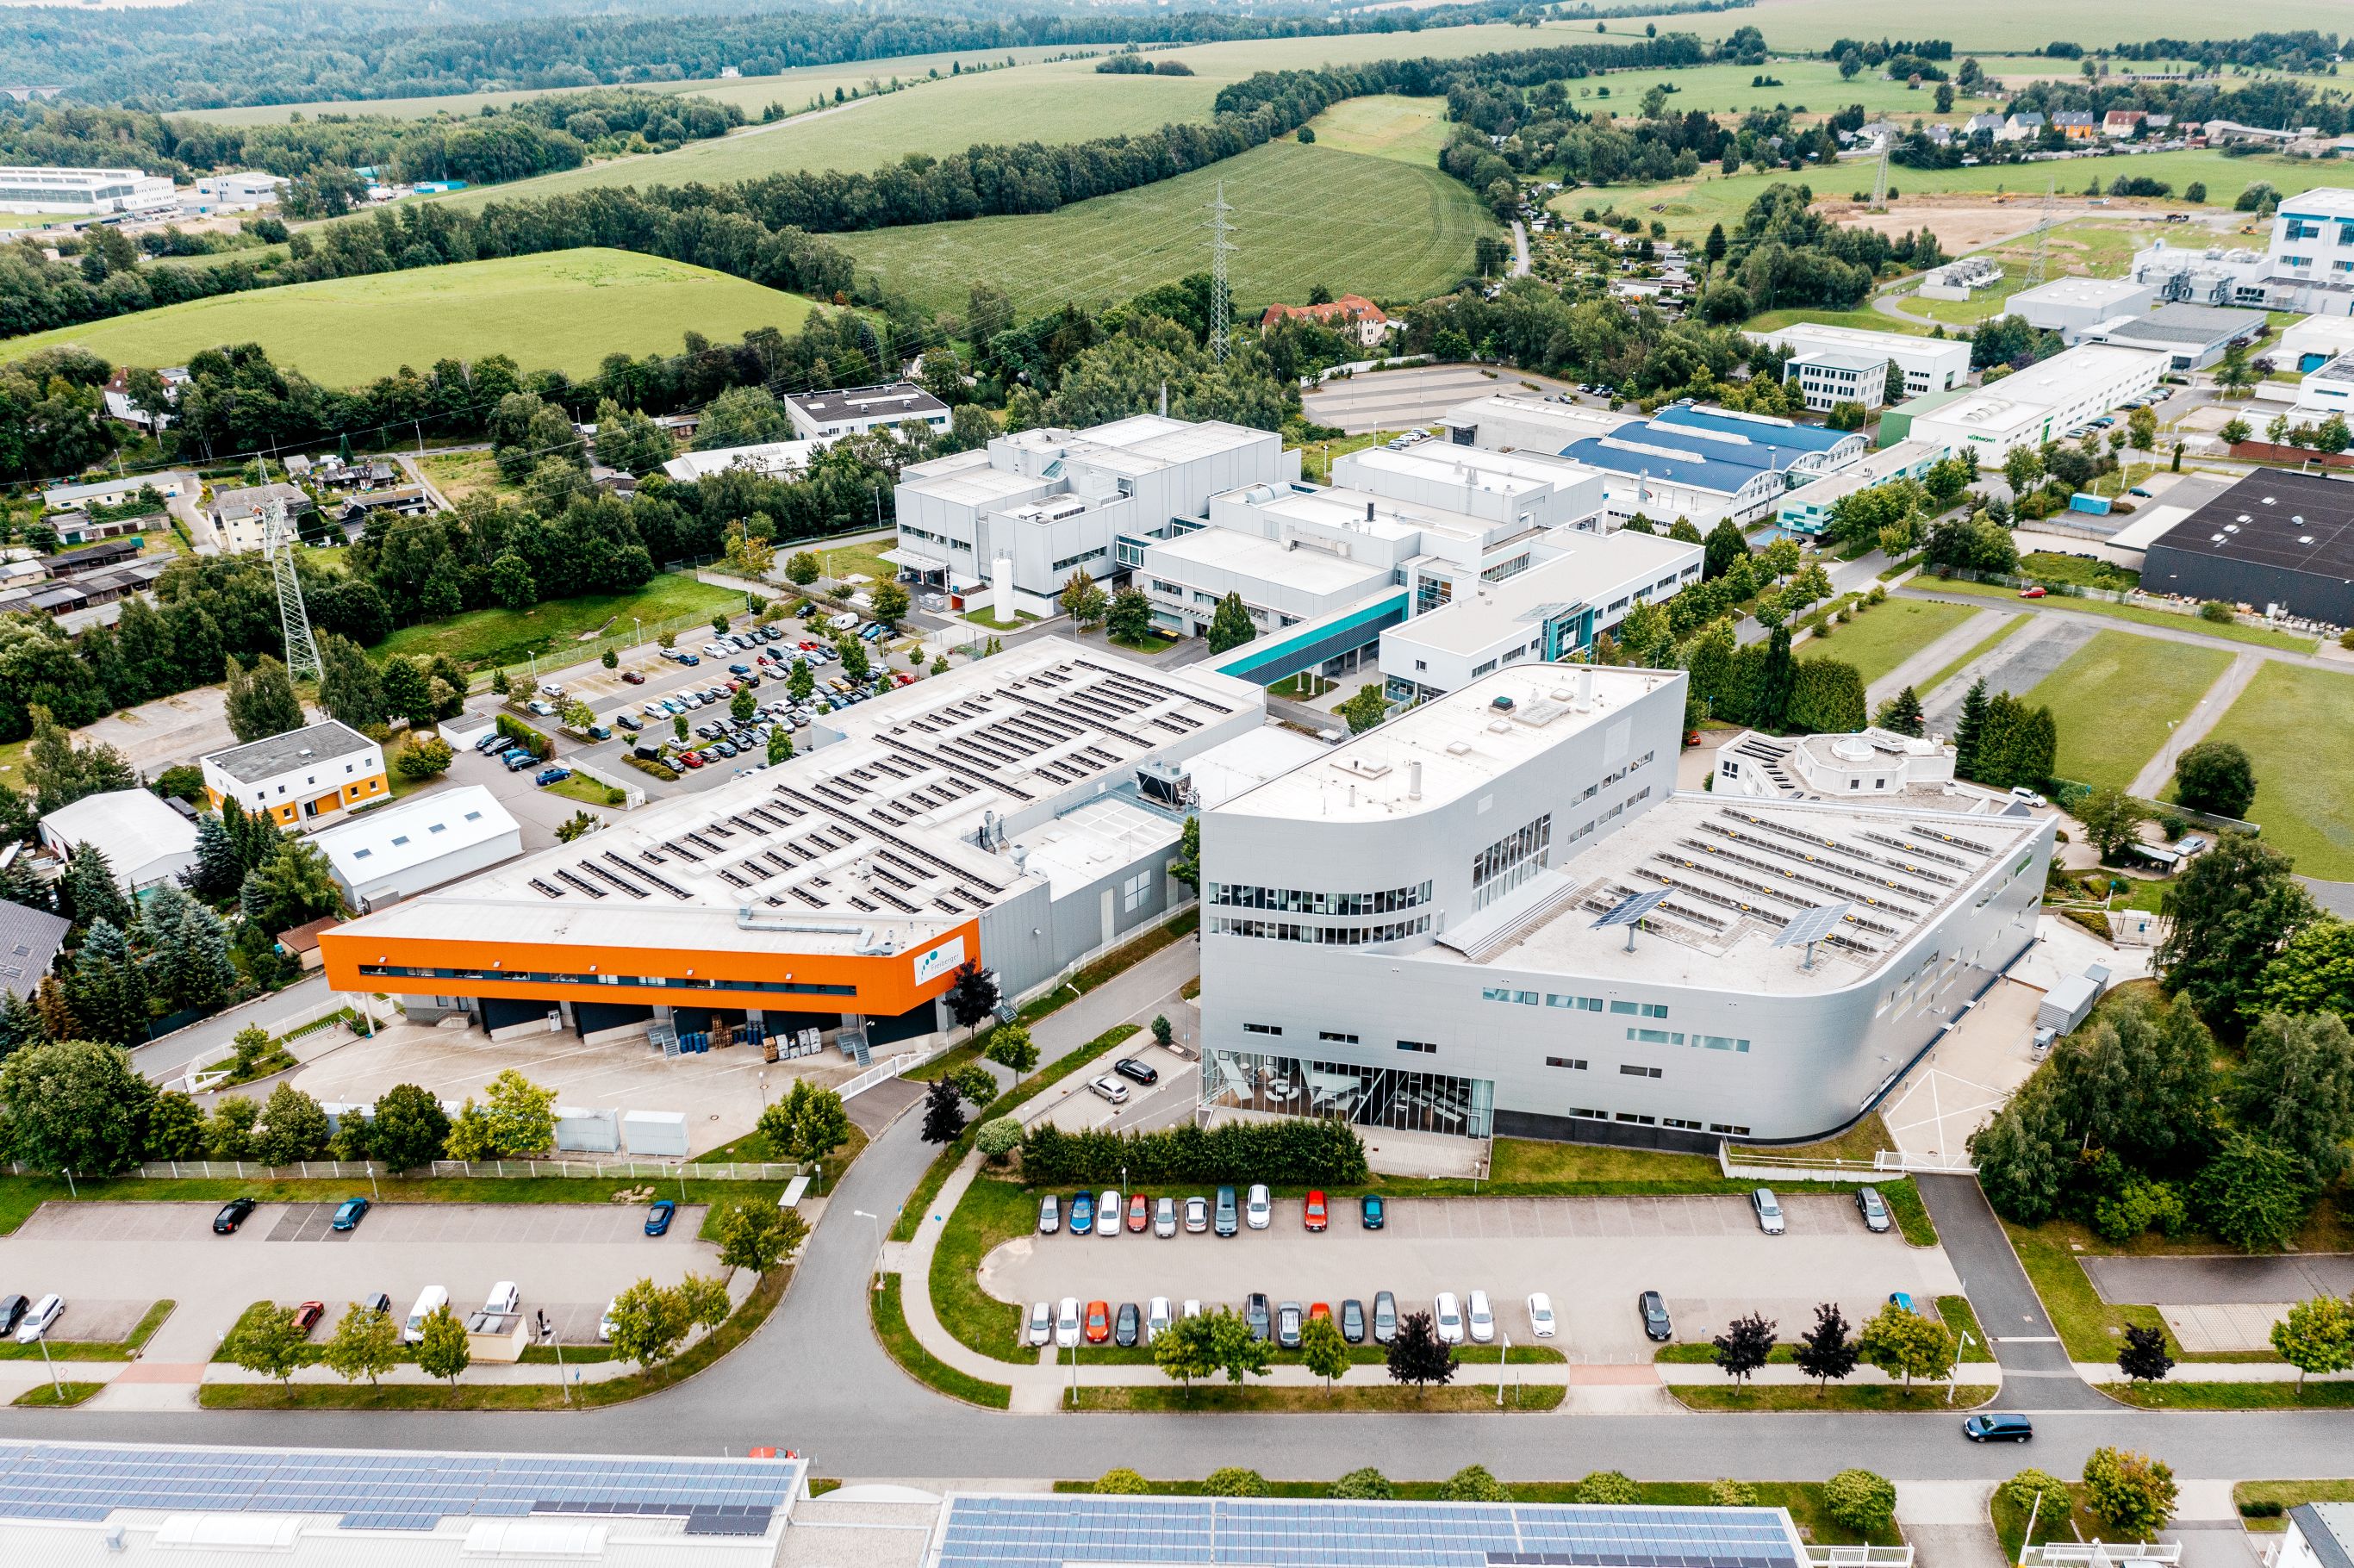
[1916,578,2320,652]
[2021,630,2233,792]
[374,571,745,672]
[1592,0,2352,51]
[1801,598,1979,688]
[837,140,1495,314]
[2197,662,2354,880]
[1901,221,2148,326]
[1746,305,1927,337]
[417,451,511,504]
[3,250,823,384]
[2019,551,2140,594]
[1306,95,1454,165]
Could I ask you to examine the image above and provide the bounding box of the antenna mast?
[264,498,321,682]
[1206,180,1236,364]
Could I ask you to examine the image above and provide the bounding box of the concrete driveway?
[977,1192,1958,1362]
[1028,1040,1199,1135]
[1,1201,714,1360]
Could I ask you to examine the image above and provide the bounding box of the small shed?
[276,914,340,972]
[554,1106,620,1154]
[622,1110,688,1157]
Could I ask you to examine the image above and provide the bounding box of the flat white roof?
[1219,665,1682,824]
[661,439,824,483]
[1338,443,1585,499]
[1389,533,1700,658]
[1990,343,2168,402]
[1149,526,1393,598]
[2282,187,2354,218]
[313,785,518,886]
[1751,320,1969,359]
[1012,796,1179,897]
[40,788,196,869]
[1443,394,1636,444]
[2013,277,2152,308]
[1182,725,1331,809]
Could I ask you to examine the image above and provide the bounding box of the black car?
[1114,1301,1142,1348]
[1638,1289,1672,1342]
[1340,1298,1366,1344]
[1112,1057,1159,1087]
[213,1198,258,1235]
[1964,1413,2034,1443]
[0,1294,25,1335]
[1244,1292,1271,1342]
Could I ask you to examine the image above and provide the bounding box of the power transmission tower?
[2023,177,2054,290]
[264,498,321,683]
[1206,180,1236,364]
[1870,136,1890,212]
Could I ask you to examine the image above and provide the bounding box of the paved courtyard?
[978,1192,1957,1361]
[2087,1253,2354,1353]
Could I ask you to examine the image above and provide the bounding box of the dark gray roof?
[205,719,376,785]
[2294,1506,2354,1568]
[0,898,69,1000]
[2148,468,2354,581]
[786,382,948,424]
[2104,303,2263,347]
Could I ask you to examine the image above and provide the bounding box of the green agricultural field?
[836,139,1495,315]
[1803,598,1980,688]
[1308,95,1454,165]
[2021,629,2233,793]
[2195,662,2354,880]
[374,571,747,670]
[1596,150,2329,241]
[0,250,821,385]
[1591,0,2354,53]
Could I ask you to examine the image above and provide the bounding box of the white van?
[404,1285,449,1344]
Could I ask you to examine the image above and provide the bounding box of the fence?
[177,992,392,1094]
[1716,1142,1977,1181]
[5,1158,806,1181]
[2021,1546,2182,1568]
[1932,564,2332,638]
[1806,1547,1915,1568]
[838,1042,953,1101]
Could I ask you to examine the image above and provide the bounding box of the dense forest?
[5,0,1753,111]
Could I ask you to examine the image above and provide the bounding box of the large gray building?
[1197,667,2053,1148]
[2140,468,2354,626]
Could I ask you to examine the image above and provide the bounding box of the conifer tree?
[184,813,246,903]
[61,843,130,930]
[1952,677,1989,779]
[65,918,150,1046]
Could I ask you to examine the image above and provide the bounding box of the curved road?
[11,1096,2354,1483]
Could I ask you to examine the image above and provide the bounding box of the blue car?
[645,1199,676,1236]
[1360,1194,1386,1230]
[331,1197,370,1231]
[535,766,571,786]
[1888,1291,1915,1315]
[1068,1192,1094,1235]
[678,653,701,666]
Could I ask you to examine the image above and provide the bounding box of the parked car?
[1095,1191,1119,1237]
[1055,1297,1080,1349]
[702,643,731,658]
[14,1294,63,1342]
[1088,1076,1130,1106]
[1114,1301,1142,1348]
[645,1199,676,1236]
[598,1297,617,1342]
[1360,1194,1386,1230]
[475,731,508,752]
[620,670,646,685]
[1275,1301,1303,1349]
[483,1281,520,1316]
[1154,1198,1177,1238]
[1373,1291,1398,1344]
[331,1197,370,1231]
[1126,1194,1149,1233]
[526,700,557,718]
[1963,1412,2034,1443]
[0,1296,25,1336]
[1528,1292,1557,1339]
[403,1286,448,1345]
[1083,1300,1111,1345]
[1751,1187,1785,1235]
[677,653,701,666]
[213,1198,258,1235]
[502,751,535,772]
[1214,1186,1239,1237]
[1184,1195,1209,1234]
[1244,1293,1272,1341]
[1467,1290,1495,1344]
[586,725,613,741]
[1638,1290,1673,1341]
[1246,1183,1271,1230]
[292,1300,326,1335]
[1434,1292,1466,1345]
[1855,1187,1890,1234]
[616,715,641,732]
[535,766,570,787]
[1037,1193,1061,1235]
[358,1291,391,1317]
[1147,1297,1172,1343]
[1028,1300,1052,1347]
[1340,1298,1366,1343]
[1888,1291,1915,1314]
[2010,786,2048,807]
[729,663,751,676]
[1113,1057,1159,1086]
[1069,1192,1094,1234]
[1304,1191,1328,1232]
[2019,585,2048,599]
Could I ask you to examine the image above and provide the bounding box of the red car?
[292,1300,326,1335]
[1126,1194,1149,1233]
[1083,1300,1111,1344]
[1304,1191,1329,1232]
[620,671,647,685]
[2019,586,2048,599]
[680,751,705,768]
[1308,1301,1331,1325]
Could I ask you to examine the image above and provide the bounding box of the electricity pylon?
[264,498,321,682]
[1206,181,1236,364]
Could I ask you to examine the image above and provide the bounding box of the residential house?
[2102,109,2146,139]
[0,896,69,1001]
[1260,294,1393,349]
[200,719,389,827]
[1997,112,2046,142]
[208,482,312,552]
[2053,112,2099,140]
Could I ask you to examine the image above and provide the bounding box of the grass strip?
[1672,1383,1996,1411]
[1917,612,2027,699]
[869,1272,1012,1409]
[2001,1217,2170,1361]
[1940,1294,1997,1363]
[0,1299,174,1361]
[2102,1380,2354,1409]
[12,1381,105,1408]
[1916,576,2320,652]
[1075,1381,1567,1413]
[2235,1482,2354,1532]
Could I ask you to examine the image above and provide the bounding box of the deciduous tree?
[415,1303,472,1385]
[2172,740,2254,819]
[2158,834,2318,1026]
[0,1037,155,1174]
[1711,1310,1776,1386]
[223,1302,307,1385]
[2270,1294,2354,1391]
[371,1083,450,1172]
[1793,1301,1857,1392]
[321,1302,401,1387]
[2082,1447,2176,1537]
[1386,1310,1456,1392]
[1857,1300,1953,1390]
[919,1076,967,1144]
[223,655,304,744]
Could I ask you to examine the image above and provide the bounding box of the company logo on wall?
[912,936,966,986]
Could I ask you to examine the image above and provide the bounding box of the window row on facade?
[1205,880,1433,916]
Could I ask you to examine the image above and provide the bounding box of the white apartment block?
[1753,322,1971,413]
[1909,343,2168,458]
[784,383,949,440]
[0,165,176,215]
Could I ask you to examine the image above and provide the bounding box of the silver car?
[1752,1187,1786,1235]
[1154,1197,1177,1238]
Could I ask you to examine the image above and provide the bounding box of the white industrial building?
[1711,726,2025,812]
[2077,302,2264,370]
[1437,394,1635,454]
[2282,313,2354,371]
[1752,321,1971,413]
[659,438,824,484]
[312,785,522,911]
[1919,256,2002,301]
[1774,438,1948,535]
[1139,520,1393,638]
[2008,276,2158,338]
[0,165,177,215]
[2129,240,2270,309]
[2130,190,2354,317]
[2291,352,2354,419]
[890,415,1292,618]
[1544,403,1870,530]
[1196,666,2055,1146]
[1378,531,1702,700]
[36,789,200,892]
[1908,343,2168,458]
[784,382,949,440]
[1331,440,1611,536]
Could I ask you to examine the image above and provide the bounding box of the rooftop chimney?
[1409,761,1423,800]
[1366,501,1375,521]
[1577,666,1595,709]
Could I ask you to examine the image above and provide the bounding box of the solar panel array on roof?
[0,1443,801,1533]
[933,1496,1806,1568]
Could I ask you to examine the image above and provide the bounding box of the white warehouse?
[1197,668,2055,1148]
[311,786,523,912]
[1909,344,2168,459]
[0,165,177,215]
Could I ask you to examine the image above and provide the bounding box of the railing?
[1716,1142,1977,1180]
[2022,1545,2182,1568]
[3,1158,805,1181]
[175,992,393,1094]
[839,1040,956,1101]
[1807,1547,1914,1568]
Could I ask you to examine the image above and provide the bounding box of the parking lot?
[977,1192,1958,1362]
[0,1201,714,1360]
[1029,1039,1200,1136]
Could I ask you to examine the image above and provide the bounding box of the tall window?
[1471,814,1552,911]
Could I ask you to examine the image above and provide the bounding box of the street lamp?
[538,1310,570,1406]
[853,1209,883,1288]
[33,1319,59,1399]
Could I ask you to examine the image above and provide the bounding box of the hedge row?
[495,713,554,761]
[1019,1117,1368,1186]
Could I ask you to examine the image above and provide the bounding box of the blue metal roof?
[936,1496,1809,1568]
[1651,403,1854,454]
[1556,435,1767,498]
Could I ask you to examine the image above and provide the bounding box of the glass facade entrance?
[1203,1048,1493,1139]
